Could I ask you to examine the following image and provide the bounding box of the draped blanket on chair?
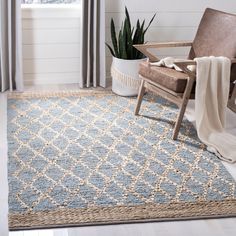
[195,56,236,163]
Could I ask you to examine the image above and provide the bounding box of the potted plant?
[106,7,156,96]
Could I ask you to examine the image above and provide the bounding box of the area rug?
[7,91,236,230]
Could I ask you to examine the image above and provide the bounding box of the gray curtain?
[0,0,23,92]
[80,0,106,88]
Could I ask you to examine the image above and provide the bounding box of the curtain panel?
[80,0,106,88]
[0,0,23,92]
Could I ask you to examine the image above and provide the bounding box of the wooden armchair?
[133,8,236,140]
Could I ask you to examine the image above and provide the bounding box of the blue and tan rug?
[7,91,236,230]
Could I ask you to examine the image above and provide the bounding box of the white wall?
[22,1,236,85]
[105,0,236,76]
[22,5,81,85]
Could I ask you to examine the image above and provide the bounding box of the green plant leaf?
[117,29,122,58]
[124,17,133,59]
[137,19,140,29]
[117,22,124,58]
[133,20,141,44]
[131,26,134,37]
[125,7,131,30]
[107,7,156,59]
[111,18,119,57]
[132,20,143,58]
[144,13,156,34]
[141,19,145,32]
[118,23,127,59]
[121,19,128,59]
[105,43,115,57]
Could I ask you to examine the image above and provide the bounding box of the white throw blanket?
[195,56,236,163]
[150,57,196,72]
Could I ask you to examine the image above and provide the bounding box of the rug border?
[8,92,236,230]
[9,200,236,230]
[9,214,236,232]
[7,90,114,99]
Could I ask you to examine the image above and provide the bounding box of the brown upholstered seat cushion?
[139,61,235,94]
[139,61,189,93]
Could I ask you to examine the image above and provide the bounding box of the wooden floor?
[1,85,236,236]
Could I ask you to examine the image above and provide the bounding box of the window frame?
[21,0,81,4]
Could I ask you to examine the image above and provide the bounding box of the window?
[22,0,80,3]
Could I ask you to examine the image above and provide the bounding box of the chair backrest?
[188,8,236,81]
[189,8,236,59]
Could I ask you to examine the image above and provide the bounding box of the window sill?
[21,4,81,19]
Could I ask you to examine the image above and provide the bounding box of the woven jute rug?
[7,91,236,230]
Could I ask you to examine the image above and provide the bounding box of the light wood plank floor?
[1,85,236,236]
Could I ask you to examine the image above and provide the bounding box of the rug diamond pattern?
[8,94,236,214]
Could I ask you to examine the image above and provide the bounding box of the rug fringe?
[7,89,114,99]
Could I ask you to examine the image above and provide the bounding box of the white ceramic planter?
[111,57,146,97]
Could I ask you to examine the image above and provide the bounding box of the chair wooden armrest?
[133,41,193,62]
[174,60,196,79]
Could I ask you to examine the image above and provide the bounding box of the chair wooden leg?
[135,79,145,115]
[172,99,189,140]
[172,78,195,140]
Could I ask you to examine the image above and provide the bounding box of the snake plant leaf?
[140,22,145,44]
[117,22,124,58]
[131,26,134,37]
[132,20,142,58]
[124,18,133,58]
[121,19,128,59]
[124,7,132,57]
[119,24,127,59]
[133,19,141,44]
[105,43,115,57]
[111,18,119,56]
[117,28,122,58]
[144,13,156,34]
[140,19,145,43]
[137,19,141,30]
[105,7,156,60]
[125,6,131,30]
[136,28,145,59]
[141,19,145,33]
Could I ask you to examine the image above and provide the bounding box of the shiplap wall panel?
[23,58,80,74]
[105,12,203,28]
[105,0,236,75]
[23,29,80,44]
[22,18,80,30]
[23,44,80,59]
[105,0,236,13]
[22,5,81,85]
[24,73,81,85]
